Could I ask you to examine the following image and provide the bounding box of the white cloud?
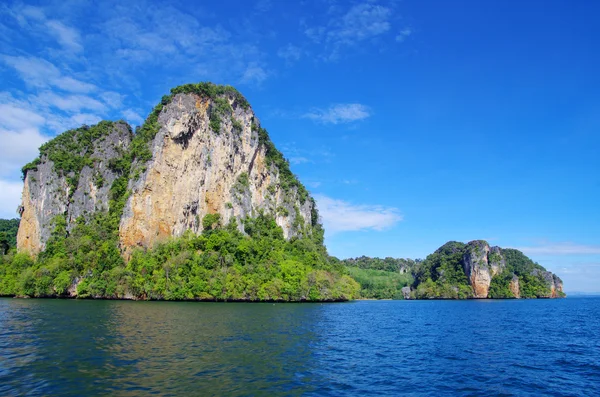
[69,113,102,126]
[122,109,144,125]
[278,44,302,63]
[52,76,97,93]
[1,55,60,88]
[515,242,600,255]
[289,157,310,165]
[1,55,95,93]
[35,92,106,113]
[0,100,50,178]
[100,91,125,109]
[240,63,269,85]
[45,20,83,52]
[0,179,23,219]
[7,5,82,53]
[0,103,45,131]
[304,2,395,60]
[331,3,392,43]
[396,27,412,42]
[0,128,48,177]
[314,194,402,233]
[304,103,371,124]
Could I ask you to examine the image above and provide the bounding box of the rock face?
[531,269,564,298]
[17,122,132,255]
[462,240,506,298]
[17,86,316,256]
[509,275,521,298]
[118,92,313,253]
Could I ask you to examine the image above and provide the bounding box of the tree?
[0,232,9,255]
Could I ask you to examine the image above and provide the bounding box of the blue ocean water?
[0,297,598,396]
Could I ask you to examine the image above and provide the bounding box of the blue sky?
[0,0,599,292]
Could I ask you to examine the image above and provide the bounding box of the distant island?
[0,83,563,301]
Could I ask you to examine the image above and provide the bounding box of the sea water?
[1,297,598,396]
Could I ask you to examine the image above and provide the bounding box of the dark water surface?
[1,298,599,396]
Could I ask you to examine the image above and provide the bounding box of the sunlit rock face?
[462,240,506,298]
[118,92,313,255]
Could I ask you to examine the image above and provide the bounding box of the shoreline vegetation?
[0,83,564,302]
[0,216,564,302]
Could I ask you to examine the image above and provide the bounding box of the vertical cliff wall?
[118,89,315,253]
[17,121,132,255]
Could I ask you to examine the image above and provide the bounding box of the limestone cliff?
[17,83,318,256]
[119,90,314,253]
[531,269,564,298]
[411,240,564,299]
[462,241,506,298]
[17,121,132,255]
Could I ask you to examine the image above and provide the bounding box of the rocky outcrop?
[17,122,132,255]
[488,246,506,277]
[531,269,564,298]
[509,275,521,298]
[118,91,313,254]
[17,85,316,256]
[462,241,507,298]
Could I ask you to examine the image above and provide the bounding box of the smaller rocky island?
[340,240,564,300]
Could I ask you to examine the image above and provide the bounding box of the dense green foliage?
[21,121,123,187]
[487,270,515,298]
[412,241,472,299]
[502,248,545,276]
[341,255,418,273]
[345,266,413,299]
[253,123,309,204]
[0,213,358,301]
[0,219,20,250]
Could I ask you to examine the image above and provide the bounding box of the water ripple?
[0,298,599,396]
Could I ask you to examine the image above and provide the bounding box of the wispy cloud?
[1,55,95,92]
[8,5,83,53]
[303,1,403,60]
[304,103,371,124]
[289,157,310,165]
[278,43,302,64]
[122,109,144,125]
[396,27,412,42]
[240,63,269,85]
[315,194,402,233]
[0,179,23,218]
[515,242,600,255]
[34,92,107,113]
[0,102,49,178]
[45,19,83,52]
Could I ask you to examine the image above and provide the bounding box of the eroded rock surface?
[119,92,313,254]
[17,122,132,255]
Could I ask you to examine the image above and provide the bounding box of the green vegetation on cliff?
[0,219,19,254]
[411,241,473,299]
[336,256,415,299]
[0,213,358,301]
[339,241,563,299]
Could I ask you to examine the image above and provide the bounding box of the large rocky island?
[0,83,564,301]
